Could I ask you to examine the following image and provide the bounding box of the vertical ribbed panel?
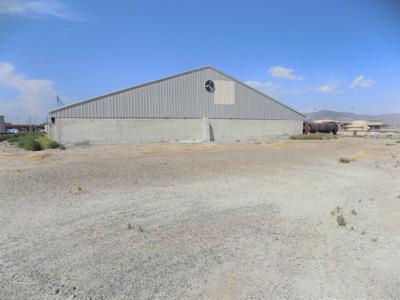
[50,67,303,120]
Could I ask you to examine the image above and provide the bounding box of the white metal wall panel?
[214,80,235,105]
[50,67,303,120]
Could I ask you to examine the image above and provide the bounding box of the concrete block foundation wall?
[49,118,302,145]
[208,119,302,141]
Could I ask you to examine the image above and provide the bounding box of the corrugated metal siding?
[50,67,303,120]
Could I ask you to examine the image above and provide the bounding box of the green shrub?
[18,138,43,151]
[30,140,44,151]
[36,135,51,149]
[16,134,42,151]
[0,134,9,142]
[59,144,66,150]
[48,141,60,149]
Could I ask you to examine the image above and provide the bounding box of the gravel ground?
[1,137,400,299]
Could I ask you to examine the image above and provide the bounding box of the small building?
[367,121,384,131]
[0,115,5,134]
[343,120,385,131]
[49,66,304,145]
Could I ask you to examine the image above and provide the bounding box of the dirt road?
[1,137,400,299]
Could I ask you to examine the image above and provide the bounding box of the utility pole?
[33,116,37,132]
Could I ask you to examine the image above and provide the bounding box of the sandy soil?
[1,136,400,299]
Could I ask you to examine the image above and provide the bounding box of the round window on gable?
[205,80,215,93]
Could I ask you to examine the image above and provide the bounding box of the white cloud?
[350,75,375,88]
[269,66,303,80]
[316,85,335,94]
[316,79,341,95]
[245,80,279,93]
[0,0,85,21]
[0,62,57,122]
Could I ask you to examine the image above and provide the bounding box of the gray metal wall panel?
[50,68,303,120]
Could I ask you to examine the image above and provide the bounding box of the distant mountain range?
[304,110,400,128]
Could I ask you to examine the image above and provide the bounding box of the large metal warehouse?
[49,66,304,145]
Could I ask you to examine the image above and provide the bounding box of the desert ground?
[1,136,400,299]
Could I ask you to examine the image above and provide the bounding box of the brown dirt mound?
[21,152,53,163]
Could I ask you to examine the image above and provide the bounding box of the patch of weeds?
[127,223,133,230]
[137,225,144,233]
[336,215,346,227]
[0,134,9,142]
[5,132,61,151]
[353,130,358,137]
[339,157,352,163]
[385,143,396,146]
[351,209,357,215]
[361,230,366,235]
[59,144,66,150]
[16,133,44,151]
[395,141,400,144]
[371,237,378,242]
[331,206,342,216]
[290,133,337,140]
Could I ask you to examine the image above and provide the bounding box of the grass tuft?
[336,215,346,227]
[339,157,352,163]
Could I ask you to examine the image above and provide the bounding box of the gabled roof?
[209,67,304,118]
[49,66,304,118]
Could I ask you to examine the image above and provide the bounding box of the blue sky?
[1,0,400,123]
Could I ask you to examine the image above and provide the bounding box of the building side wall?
[50,68,303,121]
[49,118,302,145]
[209,119,302,141]
[49,118,204,145]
